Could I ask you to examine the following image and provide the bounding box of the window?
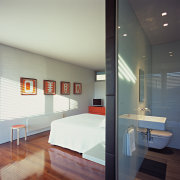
[96,72,106,81]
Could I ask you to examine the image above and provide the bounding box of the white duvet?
[48,113,105,153]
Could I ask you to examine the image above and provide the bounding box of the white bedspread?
[48,113,105,153]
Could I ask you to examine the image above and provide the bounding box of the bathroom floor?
[135,147,180,180]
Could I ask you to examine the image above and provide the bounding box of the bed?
[48,113,105,153]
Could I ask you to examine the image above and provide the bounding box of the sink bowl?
[138,115,166,130]
[119,114,166,130]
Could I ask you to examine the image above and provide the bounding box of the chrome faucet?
[137,107,151,112]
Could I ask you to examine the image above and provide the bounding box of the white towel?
[126,128,136,156]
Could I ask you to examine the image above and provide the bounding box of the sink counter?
[119,114,166,130]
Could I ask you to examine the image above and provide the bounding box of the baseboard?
[27,127,50,136]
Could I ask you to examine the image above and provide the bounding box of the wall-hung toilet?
[148,130,173,149]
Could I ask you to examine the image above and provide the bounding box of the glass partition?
[116,0,152,179]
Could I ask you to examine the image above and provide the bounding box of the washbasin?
[119,114,166,130]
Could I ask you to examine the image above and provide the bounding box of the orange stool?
[11,125,27,145]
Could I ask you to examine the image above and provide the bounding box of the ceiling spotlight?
[123,34,127,37]
[163,23,168,27]
[162,12,167,16]
[170,54,173,57]
[118,26,121,29]
[169,51,173,54]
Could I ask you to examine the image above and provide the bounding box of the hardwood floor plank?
[0,131,105,180]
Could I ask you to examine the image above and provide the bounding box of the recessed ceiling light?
[118,26,121,29]
[162,12,167,16]
[170,54,173,57]
[123,34,127,37]
[163,23,168,27]
[169,51,173,54]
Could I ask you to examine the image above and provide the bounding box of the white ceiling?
[129,0,180,45]
[1,0,178,71]
[0,0,105,71]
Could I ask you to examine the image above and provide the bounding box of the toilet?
[148,130,173,149]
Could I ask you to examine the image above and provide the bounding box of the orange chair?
[11,125,27,145]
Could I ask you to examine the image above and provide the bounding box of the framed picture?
[61,81,70,95]
[73,82,82,94]
[20,77,37,95]
[44,80,56,95]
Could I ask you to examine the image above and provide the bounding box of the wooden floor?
[136,147,180,180]
[0,131,105,180]
[1,131,180,180]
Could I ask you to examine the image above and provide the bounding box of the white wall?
[152,41,180,149]
[0,44,95,144]
[94,81,106,106]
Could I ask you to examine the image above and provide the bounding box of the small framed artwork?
[61,81,70,95]
[20,77,37,95]
[44,80,56,95]
[73,82,82,94]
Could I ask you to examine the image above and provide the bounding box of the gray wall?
[0,44,95,144]
[152,41,180,149]
[105,0,116,178]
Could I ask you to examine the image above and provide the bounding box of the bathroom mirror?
[139,69,144,102]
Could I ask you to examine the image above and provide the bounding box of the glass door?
[116,0,152,179]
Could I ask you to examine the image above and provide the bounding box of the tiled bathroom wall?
[152,41,180,149]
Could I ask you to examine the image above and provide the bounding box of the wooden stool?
[11,125,27,145]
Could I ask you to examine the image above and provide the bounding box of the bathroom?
[106,0,180,179]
